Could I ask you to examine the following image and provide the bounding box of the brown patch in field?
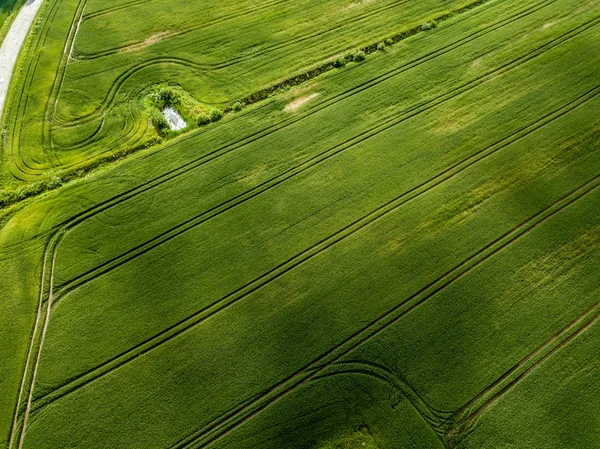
[343,0,375,11]
[120,31,171,53]
[284,93,319,113]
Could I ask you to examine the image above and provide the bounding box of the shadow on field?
[208,373,444,449]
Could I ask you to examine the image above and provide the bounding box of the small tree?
[332,56,346,68]
[353,50,366,62]
[209,108,223,122]
[197,113,211,126]
[46,176,63,190]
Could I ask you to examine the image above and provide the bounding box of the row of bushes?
[230,1,466,110]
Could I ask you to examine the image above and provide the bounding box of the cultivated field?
[1,0,600,448]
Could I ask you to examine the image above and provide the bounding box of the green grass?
[0,0,485,184]
[1,0,600,448]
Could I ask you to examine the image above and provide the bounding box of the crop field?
[1,0,600,448]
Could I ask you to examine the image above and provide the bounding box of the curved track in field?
[313,360,452,428]
[7,3,600,448]
[6,0,558,178]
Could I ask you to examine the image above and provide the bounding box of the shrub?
[377,42,386,51]
[150,86,179,109]
[149,108,169,135]
[385,38,393,46]
[421,20,438,31]
[46,176,63,190]
[348,50,367,62]
[353,50,366,62]
[0,190,16,208]
[197,113,211,126]
[332,56,346,68]
[232,101,244,112]
[209,108,223,122]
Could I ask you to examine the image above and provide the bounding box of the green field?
[1,0,600,448]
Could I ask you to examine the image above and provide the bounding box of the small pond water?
[162,107,187,131]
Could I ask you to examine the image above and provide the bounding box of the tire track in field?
[75,0,405,60]
[166,172,600,449]
[443,296,600,445]
[313,360,452,430]
[45,0,87,161]
[6,240,52,449]
[10,0,551,175]
[43,0,86,143]
[83,0,159,20]
[5,2,582,439]
[6,231,62,449]
[31,84,600,420]
[9,0,66,177]
[49,24,600,305]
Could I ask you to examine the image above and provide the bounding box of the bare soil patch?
[284,93,319,113]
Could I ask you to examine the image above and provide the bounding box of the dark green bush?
[377,42,386,51]
[197,113,211,126]
[421,20,438,31]
[352,50,366,62]
[46,176,63,190]
[385,38,393,46]
[332,56,346,68]
[209,108,223,122]
[149,108,169,135]
[232,101,244,112]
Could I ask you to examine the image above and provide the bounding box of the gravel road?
[0,0,45,119]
